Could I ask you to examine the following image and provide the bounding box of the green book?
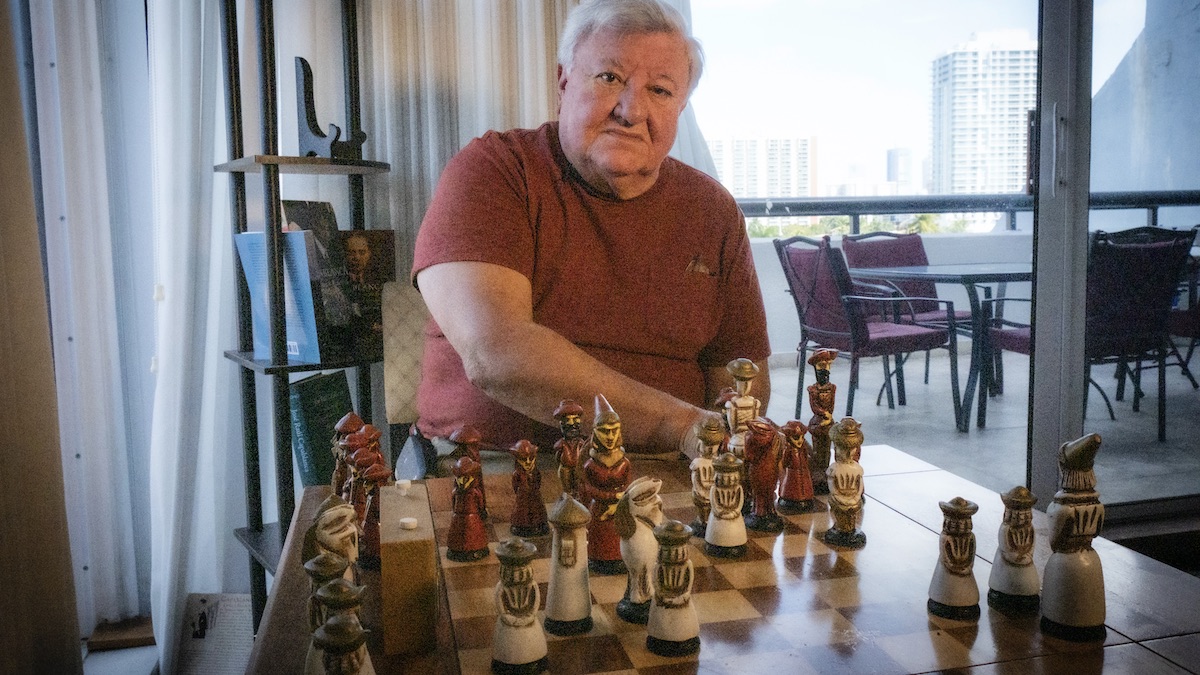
[289,370,354,487]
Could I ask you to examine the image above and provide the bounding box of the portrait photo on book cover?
[341,229,395,356]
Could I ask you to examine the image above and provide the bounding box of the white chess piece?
[543,494,593,636]
[927,496,981,621]
[615,476,664,624]
[491,538,548,673]
[705,453,747,557]
[646,520,700,657]
[987,486,1040,614]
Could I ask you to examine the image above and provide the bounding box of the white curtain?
[30,0,140,638]
[663,0,718,177]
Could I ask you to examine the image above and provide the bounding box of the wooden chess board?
[425,446,1200,674]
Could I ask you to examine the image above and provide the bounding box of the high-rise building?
[930,31,1038,196]
[887,147,915,194]
[707,137,818,199]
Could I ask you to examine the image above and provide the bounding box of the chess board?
[423,446,1200,674]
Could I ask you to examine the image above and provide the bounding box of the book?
[342,229,396,359]
[234,229,323,364]
[288,370,353,487]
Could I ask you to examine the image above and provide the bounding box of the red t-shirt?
[412,122,770,450]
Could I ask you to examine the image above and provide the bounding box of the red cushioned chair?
[842,232,974,388]
[774,234,961,425]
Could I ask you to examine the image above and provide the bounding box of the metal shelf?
[214,154,389,174]
[224,350,382,375]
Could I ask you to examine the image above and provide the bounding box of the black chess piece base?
[588,558,627,576]
[646,635,700,658]
[491,655,548,675]
[704,542,747,558]
[986,589,1040,616]
[776,498,817,515]
[1040,616,1107,642]
[446,546,490,563]
[745,512,785,532]
[544,615,593,636]
[616,598,651,624]
[822,527,866,549]
[690,519,707,538]
[927,598,981,621]
[510,523,549,538]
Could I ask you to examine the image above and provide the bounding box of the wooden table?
[247,445,1200,673]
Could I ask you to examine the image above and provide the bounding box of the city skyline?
[688,0,1145,191]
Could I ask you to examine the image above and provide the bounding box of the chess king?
[1041,433,1106,642]
[581,394,633,575]
[806,349,838,494]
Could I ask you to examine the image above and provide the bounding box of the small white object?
[400,517,418,530]
[397,479,412,496]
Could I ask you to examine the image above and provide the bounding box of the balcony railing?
[736,190,1200,233]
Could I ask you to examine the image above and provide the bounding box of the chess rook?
[927,496,981,621]
[544,494,593,636]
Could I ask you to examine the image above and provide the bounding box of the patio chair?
[773,234,961,425]
[842,232,974,386]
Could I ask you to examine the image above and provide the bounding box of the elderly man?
[407,0,770,475]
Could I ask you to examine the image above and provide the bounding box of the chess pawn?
[615,476,664,624]
[927,496,981,621]
[822,418,866,549]
[448,426,487,519]
[552,399,586,500]
[544,493,593,636]
[303,495,360,585]
[330,411,364,496]
[1041,433,1106,642]
[743,417,785,532]
[723,358,761,457]
[806,348,838,495]
[646,520,700,658]
[581,394,632,575]
[304,553,351,675]
[509,440,549,538]
[491,538,548,675]
[357,461,392,570]
[447,456,490,562]
[312,612,375,675]
[705,452,747,558]
[689,416,725,538]
[987,486,1040,615]
[776,420,816,514]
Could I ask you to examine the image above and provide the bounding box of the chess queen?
[987,486,1040,614]
[705,452,747,558]
[927,496,981,621]
[580,394,632,575]
[1041,433,1106,642]
[646,520,700,657]
[490,538,548,675]
[543,493,593,636]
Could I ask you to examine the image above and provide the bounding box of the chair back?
[842,232,939,313]
[774,235,866,351]
[1085,228,1196,358]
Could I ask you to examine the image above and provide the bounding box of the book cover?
[282,200,355,358]
[342,229,396,360]
[234,230,323,364]
[288,370,353,487]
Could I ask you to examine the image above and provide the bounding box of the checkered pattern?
[383,281,427,424]
[425,457,1072,675]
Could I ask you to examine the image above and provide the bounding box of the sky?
[688,0,1146,188]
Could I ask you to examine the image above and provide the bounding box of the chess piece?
[303,495,360,584]
[987,486,1040,615]
[311,612,375,675]
[490,537,548,675]
[580,394,632,575]
[776,420,816,514]
[544,493,593,636]
[552,400,587,500]
[447,426,487,519]
[615,476,664,624]
[646,520,700,657]
[689,416,724,538]
[1041,433,1106,642]
[705,452,747,558]
[304,553,351,674]
[447,456,490,562]
[357,459,391,570]
[330,411,364,497]
[806,348,838,495]
[822,418,865,549]
[927,496,981,620]
[723,358,761,457]
[743,417,785,532]
[508,440,549,538]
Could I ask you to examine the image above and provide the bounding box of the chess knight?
[552,399,587,500]
[490,538,548,675]
[722,358,761,456]
[822,418,865,549]
[1041,433,1106,642]
[927,496,981,621]
[987,486,1040,614]
[303,495,360,585]
[806,349,838,494]
[646,520,700,657]
[544,493,593,636]
[580,394,633,575]
[742,417,785,532]
[689,416,724,537]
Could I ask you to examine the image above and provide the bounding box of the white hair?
[558,0,704,93]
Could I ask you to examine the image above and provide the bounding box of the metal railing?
[736,190,1200,233]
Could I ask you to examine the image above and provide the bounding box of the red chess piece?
[509,440,549,538]
[777,420,816,514]
[743,418,785,532]
[446,457,490,562]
